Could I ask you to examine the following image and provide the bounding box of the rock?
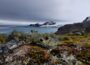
[29,23,41,27]
[83,16,90,27]
[56,23,84,34]
[42,21,56,25]
[85,25,90,33]
[0,43,89,65]
[50,43,90,65]
[1,44,52,65]
[56,16,90,34]
[29,21,56,27]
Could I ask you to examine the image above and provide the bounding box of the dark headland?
[56,17,90,34]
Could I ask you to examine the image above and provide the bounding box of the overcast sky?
[0,0,90,25]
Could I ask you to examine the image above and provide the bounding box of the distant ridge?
[29,21,57,27]
[56,17,90,34]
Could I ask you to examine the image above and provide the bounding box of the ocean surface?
[0,26,59,34]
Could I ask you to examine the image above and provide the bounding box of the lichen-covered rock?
[2,44,51,65]
[27,46,51,65]
[0,43,89,65]
[50,43,90,65]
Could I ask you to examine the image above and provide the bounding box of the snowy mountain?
[29,21,59,27]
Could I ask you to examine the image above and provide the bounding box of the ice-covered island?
[29,21,60,27]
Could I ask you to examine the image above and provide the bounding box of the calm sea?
[0,26,59,34]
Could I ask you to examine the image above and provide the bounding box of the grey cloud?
[0,0,62,21]
[0,0,90,24]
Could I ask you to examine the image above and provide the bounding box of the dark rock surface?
[29,23,42,27]
[29,21,56,27]
[42,21,56,25]
[56,17,90,34]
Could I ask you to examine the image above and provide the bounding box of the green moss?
[0,34,7,44]
[28,46,50,64]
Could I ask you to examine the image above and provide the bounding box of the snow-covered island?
[29,21,60,27]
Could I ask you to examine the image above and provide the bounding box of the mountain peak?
[43,21,56,25]
[83,16,90,22]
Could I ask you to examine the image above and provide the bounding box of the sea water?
[0,26,59,34]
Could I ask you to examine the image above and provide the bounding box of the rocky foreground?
[0,42,90,65]
[0,34,90,65]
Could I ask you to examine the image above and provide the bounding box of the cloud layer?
[0,0,90,25]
